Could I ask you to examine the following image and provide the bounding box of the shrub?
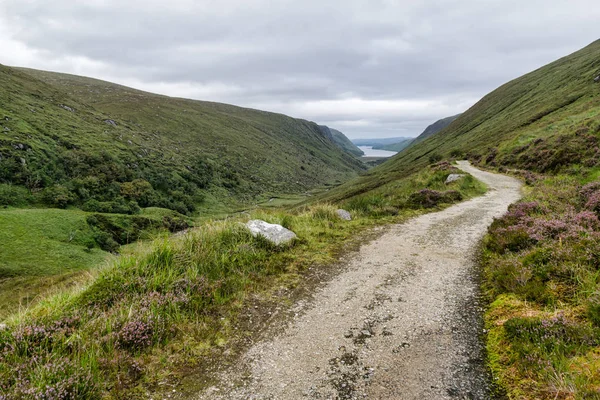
[407,189,461,208]
[407,189,442,208]
[0,184,31,206]
[120,179,154,207]
[428,153,443,164]
[82,198,140,215]
[42,185,76,208]
[117,317,157,352]
[486,226,536,254]
[440,190,462,203]
[450,149,464,158]
[92,231,120,253]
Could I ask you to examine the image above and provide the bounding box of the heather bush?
[483,173,600,398]
[407,189,442,208]
[407,189,462,208]
[504,315,599,362]
[116,316,163,352]
[428,152,442,164]
[486,226,535,254]
[587,295,600,328]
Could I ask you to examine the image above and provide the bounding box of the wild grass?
[0,207,190,319]
[482,170,600,398]
[0,166,485,399]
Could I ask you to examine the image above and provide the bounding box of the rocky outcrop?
[595,75,600,83]
[246,220,297,245]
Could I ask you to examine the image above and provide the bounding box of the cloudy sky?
[1,0,598,138]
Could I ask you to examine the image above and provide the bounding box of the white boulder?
[336,209,352,221]
[445,174,465,184]
[246,220,297,245]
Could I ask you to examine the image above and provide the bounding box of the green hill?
[376,138,414,152]
[0,65,364,214]
[327,127,364,156]
[410,114,461,145]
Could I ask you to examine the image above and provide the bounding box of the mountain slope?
[411,113,461,144]
[376,138,413,152]
[0,66,364,214]
[322,39,600,202]
[328,127,364,156]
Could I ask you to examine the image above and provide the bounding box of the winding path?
[196,162,522,400]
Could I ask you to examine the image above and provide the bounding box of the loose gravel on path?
[196,161,522,400]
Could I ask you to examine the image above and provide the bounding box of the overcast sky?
[1,0,598,139]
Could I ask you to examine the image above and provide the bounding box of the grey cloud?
[1,0,599,138]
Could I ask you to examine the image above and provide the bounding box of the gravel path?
[196,162,522,400]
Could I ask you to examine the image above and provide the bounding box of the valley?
[1,32,600,400]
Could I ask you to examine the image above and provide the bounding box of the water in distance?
[358,146,398,158]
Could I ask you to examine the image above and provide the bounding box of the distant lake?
[358,146,397,158]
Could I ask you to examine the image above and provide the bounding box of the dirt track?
[195,161,522,400]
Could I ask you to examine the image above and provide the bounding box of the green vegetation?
[0,166,485,399]
[2,30,599,400]
[409,113,461,145]
[0,65,364,215]
[482,172,600,398]
[0,207,190,319]
[328,127,364,157]
[0,208,107,278]
[316,39,600,398]
[375,138,413,152]
[321,40,600,203]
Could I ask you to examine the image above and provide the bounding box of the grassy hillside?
[321,39,600,398]
[377,138,413,152]
[328,127,364,156]
[322,40,600,203]
[0,65,364,215]
[410,113,461,145]
[0,164,486,399]
[0,206,190,319]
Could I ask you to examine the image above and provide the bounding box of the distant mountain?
[319,126,364,156]
[411,114,461,144]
